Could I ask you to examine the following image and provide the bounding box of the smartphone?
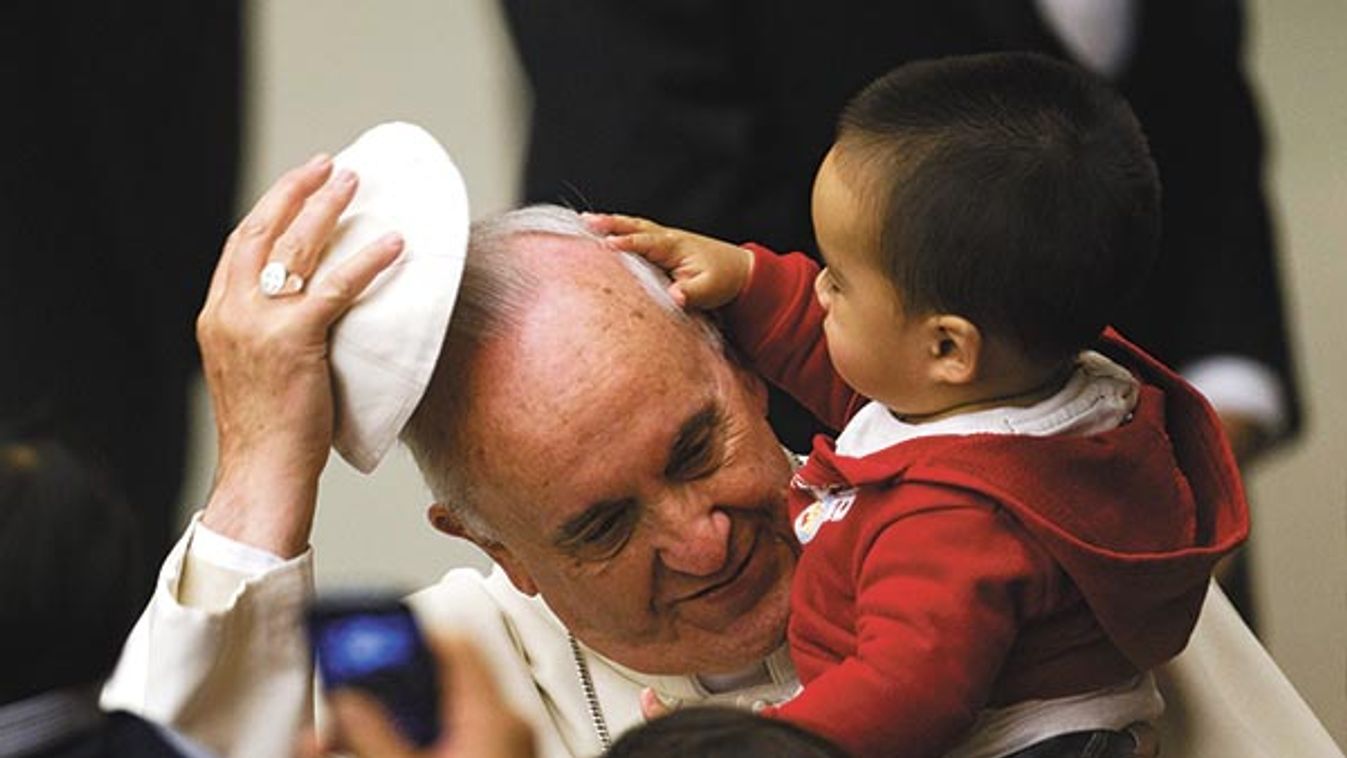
[306,594,442,747]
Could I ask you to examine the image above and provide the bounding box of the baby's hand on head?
[583,212,753,310]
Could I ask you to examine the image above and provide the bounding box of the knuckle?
[274,235,305,261]
[272,173,312,206]
[324,173,356,197]
[195,312,214,342]
[319,277,353,304]
[280,165,309,188]
[235,216,268,240]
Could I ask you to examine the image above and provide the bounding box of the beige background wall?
[178,0,1345,744]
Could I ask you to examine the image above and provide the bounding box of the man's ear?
[926,315,980,386]
[426,503,539,596]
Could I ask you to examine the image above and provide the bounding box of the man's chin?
[615,602,790,676]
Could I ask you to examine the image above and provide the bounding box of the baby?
[589,53,1247,758]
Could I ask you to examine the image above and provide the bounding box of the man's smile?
[678,527,760,603]
[666,521,791,633]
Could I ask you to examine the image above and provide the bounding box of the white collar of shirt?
[835,350,1140,458]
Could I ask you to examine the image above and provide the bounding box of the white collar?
[835,351,1140,458]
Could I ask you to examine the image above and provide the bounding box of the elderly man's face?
[450,236,796,674]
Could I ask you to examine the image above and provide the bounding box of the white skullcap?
[316,122,469,473]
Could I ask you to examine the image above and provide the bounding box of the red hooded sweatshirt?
[728,245,1249,758]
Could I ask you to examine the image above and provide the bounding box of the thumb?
[328,691,418,757]
[639,687,679,721]
[666,282,688,309]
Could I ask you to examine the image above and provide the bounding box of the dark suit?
[27,711,206,758]
[503,0,1299,453]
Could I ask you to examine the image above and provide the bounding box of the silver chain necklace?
[568,632,613,751]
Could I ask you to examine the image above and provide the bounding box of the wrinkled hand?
[198,155,404,557]
[583,213,753,310]
[300,636,537,758]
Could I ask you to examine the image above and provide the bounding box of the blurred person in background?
[0,436,213,757]
[0,2,244,605]
[503,0,1299,627]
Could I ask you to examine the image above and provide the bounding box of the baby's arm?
[589,213,859,429]
[585,213,754,309]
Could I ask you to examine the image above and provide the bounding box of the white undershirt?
[836,350,1138,456]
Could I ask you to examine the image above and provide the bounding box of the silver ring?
[259,261,305,297]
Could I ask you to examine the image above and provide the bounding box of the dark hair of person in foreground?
[0,436,213,757]
[0,437,145,705]
[604,706,853,758]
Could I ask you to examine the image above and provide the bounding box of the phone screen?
[307,596,441,747]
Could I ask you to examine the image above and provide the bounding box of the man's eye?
[571,506,637,560]
[666,410,725,482]
[679,439,718,480]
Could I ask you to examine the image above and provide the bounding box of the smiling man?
[406,221,799,676]
[96,143,1339,758]
[103,160,803,758]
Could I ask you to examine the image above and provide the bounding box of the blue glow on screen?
[317,613,419,683]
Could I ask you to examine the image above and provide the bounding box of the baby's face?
[810,148,935,412]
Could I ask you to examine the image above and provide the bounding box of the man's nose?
[652,495,732,577]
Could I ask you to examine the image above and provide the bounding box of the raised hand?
[197,155,404,558]
[583,212,754,310]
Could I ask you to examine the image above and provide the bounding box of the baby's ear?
[926,315,981,386]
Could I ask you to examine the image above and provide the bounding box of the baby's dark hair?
[836,52,1160,361]
[604,706,852,758]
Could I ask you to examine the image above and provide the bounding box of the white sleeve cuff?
[1180,355,1289,438]
[190,517,287,576]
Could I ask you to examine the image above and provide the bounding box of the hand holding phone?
[307,594,442,748]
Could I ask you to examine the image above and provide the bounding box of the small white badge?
[793,486,858,545]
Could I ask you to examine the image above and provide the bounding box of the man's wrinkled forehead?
[511,234,704,348]
[463,233,730,502]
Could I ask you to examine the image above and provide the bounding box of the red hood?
[797,329,1249,669]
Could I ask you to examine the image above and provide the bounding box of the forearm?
[199,460,319,560]
[723,244,860,429]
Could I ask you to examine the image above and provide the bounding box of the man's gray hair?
[400,204,720,541]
